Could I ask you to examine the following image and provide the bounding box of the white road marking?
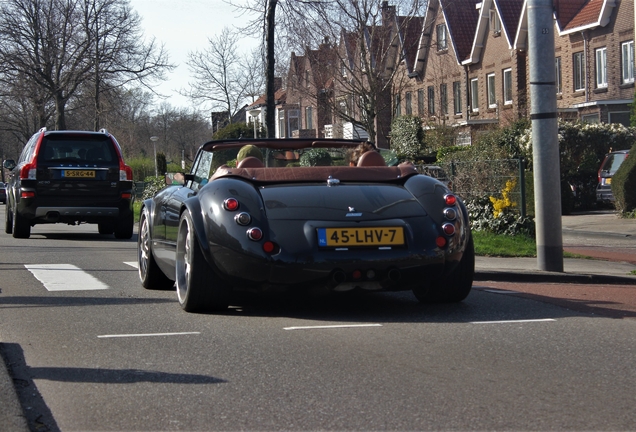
[98,332,201,338]
[124,261,138,268]
[471,319,556,324]
[25,264,109,291]
[284,324,383,330]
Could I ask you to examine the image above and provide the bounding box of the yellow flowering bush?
[489,179,517,218]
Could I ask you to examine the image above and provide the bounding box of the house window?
[574,51,585,91]
[338,98,349,116]
[555,57,562,94]
[440,84,448,115]
[622,41,634,84]
[470,78,479,111]
[582,113,600,123]
[305,106,313,130]
[360,52,366,71]
[427,86,435,115]
[288,109,299,135]
[405,92,412,115]
[453,81,462,114]
[503,68,512,104]
[489,9,501,34]
[417,89,424,115]
[436,24,447,50]
[341,61,347,77]
[394,94,401,116]
[608,111,630,127]
[487,73,496,108]
[278,110,285,138]
[596,47,607,88]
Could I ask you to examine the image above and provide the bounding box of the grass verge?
[473,230,591,258]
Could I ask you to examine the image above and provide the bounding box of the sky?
[129,0,259,109]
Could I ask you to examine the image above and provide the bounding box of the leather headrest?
[357,151,386,167]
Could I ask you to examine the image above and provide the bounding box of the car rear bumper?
[35,207,120,219]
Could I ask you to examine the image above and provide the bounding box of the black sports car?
[137,139,474,312]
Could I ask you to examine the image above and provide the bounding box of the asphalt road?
[1,211,636,431]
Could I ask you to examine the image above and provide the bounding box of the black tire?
[413,235,474,303]
[114,211,133,239]
[138,210,174,290]
[5,205,13,234]
[12,209,30,239]
[98,222,114,235]
[175,211,229,312]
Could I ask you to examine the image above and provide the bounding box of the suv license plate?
[317,227,404,247]
[64,170,95,178]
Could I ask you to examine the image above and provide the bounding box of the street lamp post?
[248,109,261,138]
[150,136,159,177]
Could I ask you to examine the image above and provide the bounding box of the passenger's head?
[237,145,264,163]
[348,142,377,166]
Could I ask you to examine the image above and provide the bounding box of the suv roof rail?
[99,128,109,135]
[39,127,47,133]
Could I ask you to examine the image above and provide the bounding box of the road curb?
[475,270,636,285]
[0,344,29,432]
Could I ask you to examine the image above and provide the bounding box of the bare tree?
[83,0,174,130]
[185,26,256,122]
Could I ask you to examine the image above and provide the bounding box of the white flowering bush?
[389,115,426,159]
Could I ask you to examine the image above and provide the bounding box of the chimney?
[274,77,282,91]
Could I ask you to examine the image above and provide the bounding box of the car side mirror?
[165,172,186,186]
[3,159,15,170]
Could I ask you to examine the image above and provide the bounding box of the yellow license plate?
[64,170,95,178]
[605,178,612,185]
[317,227,404,247]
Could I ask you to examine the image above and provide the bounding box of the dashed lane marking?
[470,319,556,324]
[284,324,383,330]
[124,262,138,268]
[25,264,109,291]
[98,332,201,338]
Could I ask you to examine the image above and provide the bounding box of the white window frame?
[574,52,585,92]
[555,57,562,94]
[487,73,496,108]
[453,81,462,114]
[471,78,479,112]
[436,24,447,50]
[288,109,300,134]
[596,47,607,88]
[278,109,285,138]
[503,68,513,105]
[622,41,634,84]
[305,106,313,130]
[489,9,501,34]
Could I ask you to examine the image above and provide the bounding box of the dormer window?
[489,9,501,34]
[341,61,347,77]
[436,24,447,51]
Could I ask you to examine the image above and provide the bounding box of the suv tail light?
[20,162,37,180]
[120,162,133,181]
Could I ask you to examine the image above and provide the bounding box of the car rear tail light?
[224,198,239,211]
[444,194,457,206]
[442,223,456,236]
[121,192,132,199]
[443,208,457,220]
[235,212,251,225]
[19,162,37,180]
[119,163,133,181]
[263,241,278,254]
[21,191,35,199]
[436,236,447,248]
[247,227,262,241]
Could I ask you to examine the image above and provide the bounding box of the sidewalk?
[2,211,635,432]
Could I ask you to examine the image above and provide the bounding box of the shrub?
[213,122,254,140]
[389,115,425,159]
[466,195,535,237]
[141,176,166,200]
[300,149,332,166]
[612,142,636,212]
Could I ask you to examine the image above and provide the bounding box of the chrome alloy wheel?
[175,215,192,305]
[138,215,151,280]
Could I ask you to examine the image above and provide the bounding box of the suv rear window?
[38,135,118,165]
[601,153,628,175]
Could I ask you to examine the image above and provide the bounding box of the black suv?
[3,128,135,239]
[596,149,629,204]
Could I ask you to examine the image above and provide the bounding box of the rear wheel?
[175,211,229,312]
[413,235,474,303]
[138,210,174,290]
[5,205,13,234]
[12,209,30,239]
[114,211,133,239]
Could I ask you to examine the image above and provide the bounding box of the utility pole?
[265,0,277,138]
[528,0,563,272]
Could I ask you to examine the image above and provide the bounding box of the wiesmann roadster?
[137,138,474,312]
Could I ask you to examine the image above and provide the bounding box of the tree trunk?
[54,91,67,130]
